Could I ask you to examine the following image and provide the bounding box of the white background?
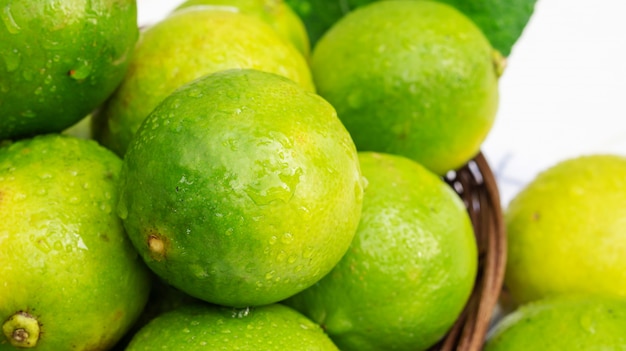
[136,0,626,207]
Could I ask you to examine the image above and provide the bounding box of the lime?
[175,0,310,57]
[92,6,314,157]
[118,69,364,307]
[285,152,477,351]
[310,0,502,175]
[0,0,138,141]
[286,0,535,56]
[125,303,338,350]
[504,154,626,306]
[0,134,151,350]
[485,294,626,350]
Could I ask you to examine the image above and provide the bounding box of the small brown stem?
[2,311,40,348]
[13,328,29,342]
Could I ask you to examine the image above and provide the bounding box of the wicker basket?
[427,152,507,351]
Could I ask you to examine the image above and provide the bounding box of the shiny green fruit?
[93,7,314,157]
[485,295,626,350]
[310,0,501,175]
[0,134,151,350]
[505,154,626,306]
[118,69,364,307]
[175,0,310,57]
[0,0,138,141]
[285,152,477,351]
[125,303,339,350]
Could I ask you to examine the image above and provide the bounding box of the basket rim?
[433,151,507,351]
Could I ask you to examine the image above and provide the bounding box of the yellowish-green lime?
[118,69,364,308]
[285,151,477,351]
[504,154,626,306]
[125,303,339,350]
[0,134,151,350]
[0,0,138,141]
[175,0,310,57]
[92,7,314,157]
[310,0,502,175]
[485,294,626,350]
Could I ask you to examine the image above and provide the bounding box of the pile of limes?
[484,154,626,350]
[7,1,625,351]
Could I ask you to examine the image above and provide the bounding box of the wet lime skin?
[175,0,310,58]
[93,7,314,157]
[310,0,500,175]
[505,155,626,305]
[0,0,138,141]
[0,134,152,350]
[126,303,339,350]
[118,69,364,308]
[285,152,477,351]
[485,295,626,350]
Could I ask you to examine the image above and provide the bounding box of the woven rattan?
[427,152,507,351]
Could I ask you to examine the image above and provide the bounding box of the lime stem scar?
[13,328,28,341]
[492,49,507,78]
[148,234,167,261]
[2,311,40,348]
[148,235,164,253]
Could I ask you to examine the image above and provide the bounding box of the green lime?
[0,134,151,350]
[310,0,502,175]
[0,0,138,141]
[125,303,338,350]
[175,0,310,57]
[118,69,364,307]
[286,0,535,56]
[285,152,477,351]
[485,294,626,350]
[92,7,314,157]
[504,154,626,306]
